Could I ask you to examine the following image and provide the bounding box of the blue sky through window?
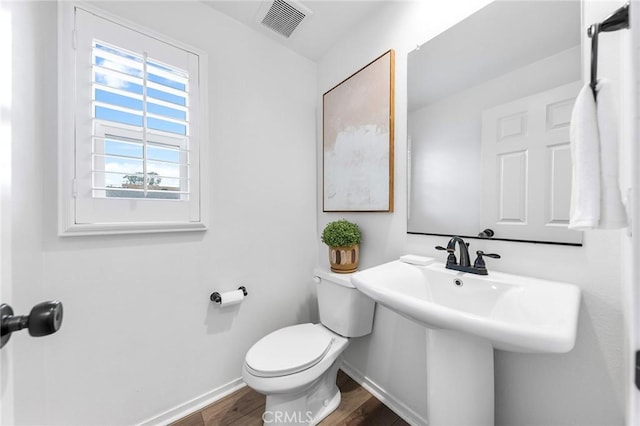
[93,41,189,194]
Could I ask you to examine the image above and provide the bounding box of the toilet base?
[309,390,340,425]
[261,357,342,426]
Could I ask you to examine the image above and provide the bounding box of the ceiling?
[201,0,386,61]
[202,1,582,97]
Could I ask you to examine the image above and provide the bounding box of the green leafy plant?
[122,171,162,188]
[321,220,361,248]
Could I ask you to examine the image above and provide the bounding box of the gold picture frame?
[322,50,395,212]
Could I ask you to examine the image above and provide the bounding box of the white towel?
[569,80,627,230]
[595,79,627,229]
[569,84,601,229]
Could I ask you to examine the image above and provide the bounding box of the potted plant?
[321,219,361,273]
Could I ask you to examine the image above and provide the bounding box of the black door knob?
[27,301,64,337]
[0,301,64,349]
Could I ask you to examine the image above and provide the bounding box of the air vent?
[259,0,310,38]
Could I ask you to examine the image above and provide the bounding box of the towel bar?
[588,3,630,99]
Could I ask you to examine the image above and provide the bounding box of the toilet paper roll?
[217,289,245,307]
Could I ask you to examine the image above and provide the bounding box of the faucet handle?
[435,245,457,266]
[473,250,501,272]
[477,251,500,259]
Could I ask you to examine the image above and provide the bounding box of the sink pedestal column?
[426,329,494,425]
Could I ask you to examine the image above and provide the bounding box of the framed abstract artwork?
[323,50,395,212]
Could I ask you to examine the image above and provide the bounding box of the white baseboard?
[340,361,428,426]
[136,377,246,426]
[137,363,427,426]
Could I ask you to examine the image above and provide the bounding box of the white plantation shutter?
[71,7,205,232]
[91,42,189,199]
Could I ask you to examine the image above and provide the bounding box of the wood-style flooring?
[170,370,410,426]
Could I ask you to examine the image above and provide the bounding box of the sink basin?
[351,258,581,353]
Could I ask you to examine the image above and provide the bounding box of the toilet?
[242,268,375,425]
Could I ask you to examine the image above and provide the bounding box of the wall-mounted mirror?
[407,0,583,245]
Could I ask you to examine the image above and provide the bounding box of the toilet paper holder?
[210,286,248,304]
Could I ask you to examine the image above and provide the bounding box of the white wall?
[408,46,581,236]
[628,2,640,422]
[587,0,638,424]
[317,1,626,424]
[6,1,318,424]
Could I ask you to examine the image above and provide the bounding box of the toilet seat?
[245,323,335,378]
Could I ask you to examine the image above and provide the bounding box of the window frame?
[58,2,209,236]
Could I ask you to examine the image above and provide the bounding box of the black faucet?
[435,236,500,275]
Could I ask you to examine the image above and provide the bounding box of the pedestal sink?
[351,257,581,425]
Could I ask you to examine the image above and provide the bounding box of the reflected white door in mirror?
[480,81,582,244]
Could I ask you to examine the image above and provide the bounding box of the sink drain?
[453,278,464,287]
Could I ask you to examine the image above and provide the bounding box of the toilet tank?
[313,268,375,337]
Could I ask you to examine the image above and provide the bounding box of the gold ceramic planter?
[328,244,359,273]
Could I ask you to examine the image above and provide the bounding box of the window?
[58,5,208,235]
[92,42,188,200]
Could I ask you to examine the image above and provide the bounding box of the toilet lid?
[245,324,335,378]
